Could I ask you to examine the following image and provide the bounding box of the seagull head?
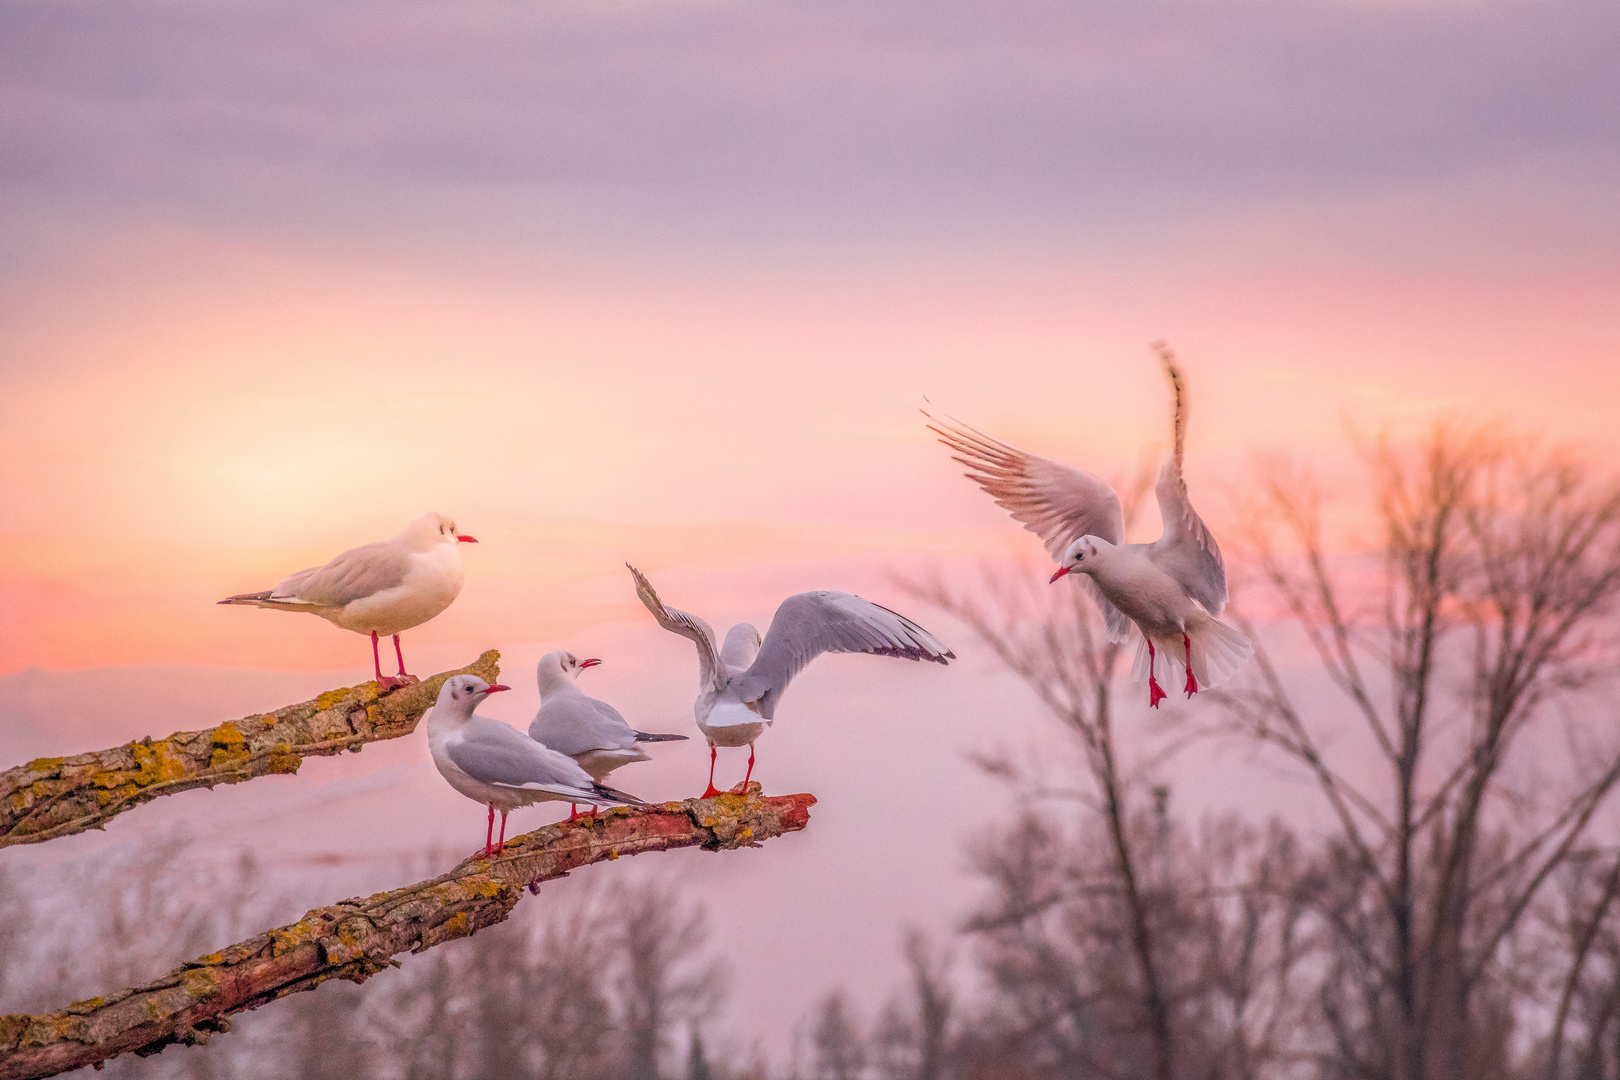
[1051,535,1109,583]
[406,512,479,550]
[536,650,601,695]
[434,674,511,718]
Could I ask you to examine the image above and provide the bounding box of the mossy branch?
[0,786,815,1080]
[0,652,501,849]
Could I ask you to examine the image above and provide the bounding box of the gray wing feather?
[628,563,725,693]
[928,413,1127,555]
[450,718,596,793]
[272,541,410,607]
[928,411,1133,636]
[1145,345,1227,616]
[529,695,635,757]
[730,592,954,720]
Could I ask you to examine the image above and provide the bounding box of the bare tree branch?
[0,653,501,849]
[0,785,815,1080]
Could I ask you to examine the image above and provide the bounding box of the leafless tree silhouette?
[1221,425,1620,1080]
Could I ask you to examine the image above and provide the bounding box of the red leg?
[373,631,409,691]
[1147,641,1167,708]
[388,635,418,686]
[484,803,495,857]
[701,743,721,799]
[495,810,509,854]
[1182,632,1199,698]
[589,805,598,817]
[733,744,756,794]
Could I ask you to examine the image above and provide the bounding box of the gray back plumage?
[273,540,411,607]
[529,694,634,757]
[448,716,595,793]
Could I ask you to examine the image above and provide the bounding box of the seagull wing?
[449,717,599,797]
[627,563,725,692]
[271,540,411,608]
[928,410,1134,641]
[928,412,1127,555]
[729,592,954,720]
[1145,344,1228,616]
[529,694,636,757]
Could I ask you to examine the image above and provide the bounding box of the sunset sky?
[3,0,1618,1060]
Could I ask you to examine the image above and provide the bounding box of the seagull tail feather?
[217,590,273,606]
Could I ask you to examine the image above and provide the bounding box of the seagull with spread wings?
[219,512,476,689]
[928,343,1251,707]
[627,564,955,797]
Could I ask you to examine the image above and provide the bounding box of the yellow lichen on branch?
[0,652,501,848]
[0,786,815,1080]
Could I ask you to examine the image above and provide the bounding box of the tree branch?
[0,653,501,849]
[0,786,815,1080]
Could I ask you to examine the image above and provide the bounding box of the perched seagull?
[627,564,954,797]
[527,650,688,819]
[427,674,643,856]
[927,342,1252,707]
[219,512,477,690]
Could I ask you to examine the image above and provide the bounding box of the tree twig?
[0,653,501,849]
[0,786,815,1079]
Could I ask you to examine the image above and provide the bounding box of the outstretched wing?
[1145,343,1228,616]
[928,412,1126,555]
[627,563,725,693]
[928,410,1134,641]
[449,718,596,797]
[729,592,954,720]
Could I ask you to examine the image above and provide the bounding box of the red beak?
[580,658,602,669]
[457,535,478,543]
[483,684,511,694]
[1049,566,1072,583]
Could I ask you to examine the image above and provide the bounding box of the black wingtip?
[593,782,646,805]
[633,731,690,742]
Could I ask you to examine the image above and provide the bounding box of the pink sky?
[3,245,1616,672]
[3,0,1618,1061]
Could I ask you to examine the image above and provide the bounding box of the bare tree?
[1222,425,1620,1080]
[812,992,868,1080]
[900,449,1191,1080]
[614,876,727,1080]
[869,931,955,1080]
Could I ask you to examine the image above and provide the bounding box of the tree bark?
[0,786,815,1080]
[0,652,501,848]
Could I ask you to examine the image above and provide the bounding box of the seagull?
[219,512,476,690]
[527,650,688,819]
[427,674,644,856]
[927,342,1252,707]
[627,564,955,797]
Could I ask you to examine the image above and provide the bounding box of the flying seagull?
[527,650,687,819]
[427,674,643,856]
[219,512,476,690]
[927,342,1251,707]
[628,564,954,797]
